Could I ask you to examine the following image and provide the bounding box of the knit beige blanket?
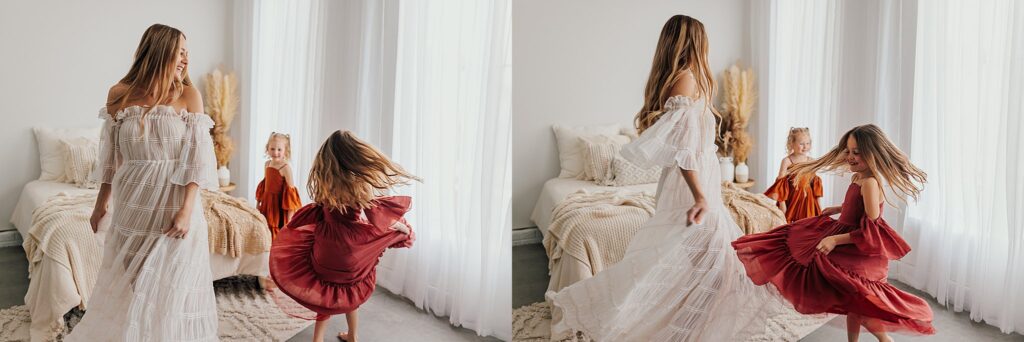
[542,190,656,288]
[23,193,101,302]
[721,182,788,235]
[200,190,272,257]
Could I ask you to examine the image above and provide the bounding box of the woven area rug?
[512,301,833,342]
[0,276,312,341]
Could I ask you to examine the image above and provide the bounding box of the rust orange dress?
[765,169,823,223]
[256,165,302,238]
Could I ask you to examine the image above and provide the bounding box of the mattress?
[530,178,657,238]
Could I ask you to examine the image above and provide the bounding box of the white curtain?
[751,0,844,202]
[375,0,513,340]
[895,0,1024,335]
[238,0,327,204]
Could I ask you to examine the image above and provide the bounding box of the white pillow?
[619,125,639,140]
[61,137,99,189]
[34,126,101,181]
[578,134,629,182]
[608,155,661,186]
[552,124,622,178]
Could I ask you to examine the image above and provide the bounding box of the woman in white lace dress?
[69,24,219,341]
[550,15,786,341]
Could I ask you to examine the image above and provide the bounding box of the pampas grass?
[204,67,239,167]
[718,64,757,164]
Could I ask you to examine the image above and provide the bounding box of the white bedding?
[11,180,269,280]
[530,178,657,237]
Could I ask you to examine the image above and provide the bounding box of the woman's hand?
[90,208,106,233]
[687,199,708,226]
[821,206,841,216]
[816,236,837,255]
[164,209,191,239]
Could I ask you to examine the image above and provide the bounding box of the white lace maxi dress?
[550,96,786,341]
[65,105,219,341]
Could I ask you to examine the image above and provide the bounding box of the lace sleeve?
[90,108,122,184]
[620,97,706,170]
[170,113,219,189]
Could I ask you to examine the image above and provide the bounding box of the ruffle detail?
[732,216,934,335]
[849,216,911,260]
[169,112,218,190]
[764,176,791,202]
[281,186,302,210]
[619,97,717,171]
[90,108,123,184]
[269,200,415,321]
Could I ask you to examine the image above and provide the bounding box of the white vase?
[217,166,231,187]
[719,156,735,183]
[735,162,749,183]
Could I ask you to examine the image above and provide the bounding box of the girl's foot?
[337,331,356,342]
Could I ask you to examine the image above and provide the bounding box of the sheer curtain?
[374,0,512,340]
[236,0,327,204]
[895,0,1024,334]
[751,0,843,201]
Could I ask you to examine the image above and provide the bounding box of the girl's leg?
[862,317,893,342]
[338,309,358,341]
[846,314,862,342]
[313,316,331,342]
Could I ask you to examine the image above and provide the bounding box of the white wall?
[512,0,750,228]
[0,0,232,231]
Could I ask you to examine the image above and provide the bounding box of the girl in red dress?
[269,130,420,342]
[764,127,823,222]
[732,124,934,341]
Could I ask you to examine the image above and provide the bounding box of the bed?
[10,180,270,340]
[529,178,657,238]
[533,176,786,294]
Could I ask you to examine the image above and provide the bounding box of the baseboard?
[0,230,23,248]
[513,227,542,246]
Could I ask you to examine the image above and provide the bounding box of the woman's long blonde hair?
[635,15,721,134]
[108,24,191,117]
[308,130,421,213]
[788,124,927,206]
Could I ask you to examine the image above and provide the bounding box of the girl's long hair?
[308,130,421,213]
[788,124,927,206]
[108,24,191,120]
[635,15,721,134]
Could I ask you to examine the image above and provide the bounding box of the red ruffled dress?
[732,183,935,335]
[269,196,415,321]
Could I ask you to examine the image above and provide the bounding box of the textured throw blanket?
[201,190,272,257]
[722,182,788,235]
[542,190,656,293]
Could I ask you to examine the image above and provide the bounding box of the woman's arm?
[680,168,708,226]
[164,183,198,239]
[90,183,113,233]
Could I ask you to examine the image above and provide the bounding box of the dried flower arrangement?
[204,67,239,167]
[716,64,756,164]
